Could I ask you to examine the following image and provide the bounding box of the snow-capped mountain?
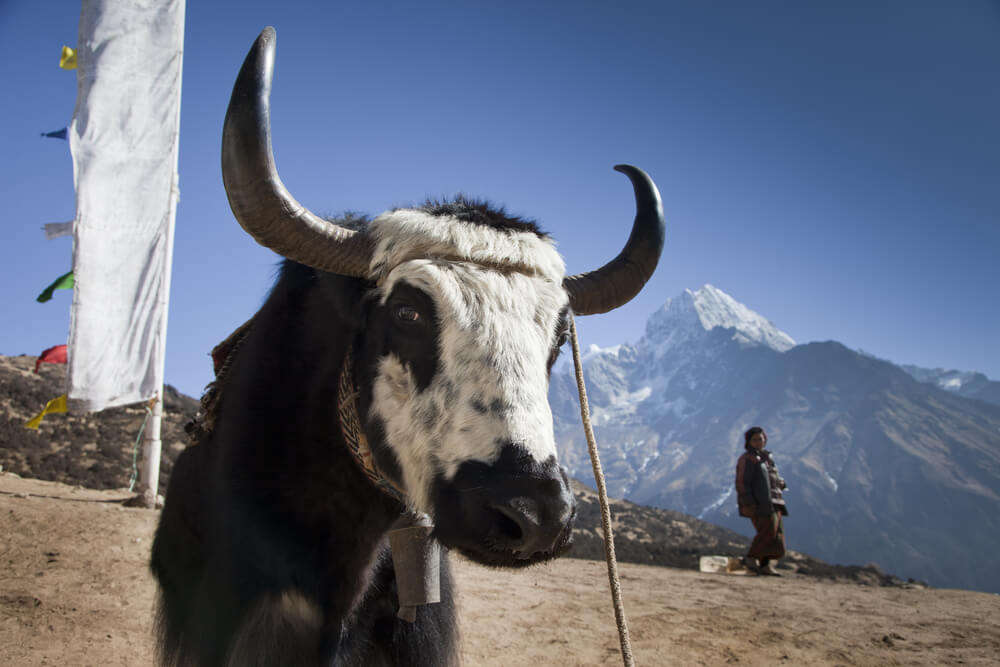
[550,285,1000,594]
[900,364,1000,406]
[642,284,795,356]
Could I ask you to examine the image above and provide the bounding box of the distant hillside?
[0,353,914,587]
[901,363,1000,406]
[0,355,197,492]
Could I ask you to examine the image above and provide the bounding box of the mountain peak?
[644,284,796,353]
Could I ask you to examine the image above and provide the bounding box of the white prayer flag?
[67,0,185,411]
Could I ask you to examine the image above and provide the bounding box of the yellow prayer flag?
[24,394,68,430]
[59,46,77,70]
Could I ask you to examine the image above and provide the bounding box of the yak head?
[220,28,665,567]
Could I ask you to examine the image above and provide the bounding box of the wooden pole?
[138,393,163,507]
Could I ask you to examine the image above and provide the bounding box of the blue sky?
[1,1,998,398]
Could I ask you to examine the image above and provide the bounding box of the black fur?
[151,262,458,665]
[414,197,548,237]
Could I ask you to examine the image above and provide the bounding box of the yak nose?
[478,443,575,559]
[488,485,574,559]
[433,443,577,564]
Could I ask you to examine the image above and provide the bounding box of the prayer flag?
[59,46,77,69]
[35,345,69,373]
[36,271,74,303]
[41,127,69,140]
[24,395,68,430]
[67,0,185,411]
[43,221,73,240]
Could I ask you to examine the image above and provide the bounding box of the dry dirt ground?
[2,473,999,666]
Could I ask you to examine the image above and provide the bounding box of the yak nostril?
[491,507,524,542]
[489,497,542,547]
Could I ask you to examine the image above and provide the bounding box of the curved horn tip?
[251,26,276,71]
[246,26,278,67]
[258,26,276,45]
[614,163,665,227]
[240,28,275,77]
[613,164,660,195]
[231,28,276,103]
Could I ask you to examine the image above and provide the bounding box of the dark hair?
[744,426,767,450]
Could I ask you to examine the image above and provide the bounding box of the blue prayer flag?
[41,128,68,140]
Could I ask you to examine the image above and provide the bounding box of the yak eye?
[556,331,569,347]
[395,305,421,323]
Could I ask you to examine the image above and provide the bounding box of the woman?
[734,426,788,576]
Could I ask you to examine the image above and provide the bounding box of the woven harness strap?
[337,355,406,502]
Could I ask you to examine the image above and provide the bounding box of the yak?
[150,27,665,666]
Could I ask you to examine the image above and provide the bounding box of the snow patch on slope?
[698,487,733,519]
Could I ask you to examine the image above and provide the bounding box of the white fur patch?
[369,259,568,516]
[366,209,566,284]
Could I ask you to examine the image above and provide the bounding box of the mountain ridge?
[551,284,1000,593]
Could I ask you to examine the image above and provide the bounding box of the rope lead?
[570,316,636,667]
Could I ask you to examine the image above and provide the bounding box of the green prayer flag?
[36,270,74,303]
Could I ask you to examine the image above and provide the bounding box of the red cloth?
[747,512,786,561]
[35,344,68,373]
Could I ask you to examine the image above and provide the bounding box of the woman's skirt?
[747,512,785,560]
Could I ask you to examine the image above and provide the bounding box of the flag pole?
[139,395,164,506]
[136,172,181,509]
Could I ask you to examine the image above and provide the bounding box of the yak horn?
[563,165,666,316]
[222,27,373,277]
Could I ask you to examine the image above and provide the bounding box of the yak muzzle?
[431,443,576,566]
